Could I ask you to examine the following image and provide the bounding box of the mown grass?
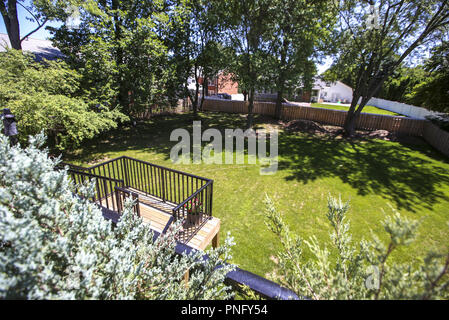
[311,103,403,116]
[65,112,449,278]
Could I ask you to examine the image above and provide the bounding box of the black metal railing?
[59,156,213,244]
[172,180,213,226]
[121,156,210,206]
[65,169,124,211]
[83,157,211,206]
[115,186,141,217]
[64,168,141,216]
[60,159,299,300]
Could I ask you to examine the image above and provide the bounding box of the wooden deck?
[98,191,220,251]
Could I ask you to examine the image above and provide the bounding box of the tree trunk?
[243,90,247,101]
[1,0,21,50]
[343,111,357,137]
[112,0,128,113]
[193,75,199,114]
[344,94,370,137]
[275,84,284,120]
[275,38,289,120]
[246,88,255,129]
[200,76,207,111]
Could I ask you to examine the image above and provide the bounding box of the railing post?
[133,193,141,217]
[183,270,189,287]
[210,181,213,216]
[103,179,109,209]
[212,232,219,248]
[115,188,122,213]
[123,157,129,187]
[162,168,166,202]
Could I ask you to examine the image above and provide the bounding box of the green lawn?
[65,112,449,278]
[311,103,403,116]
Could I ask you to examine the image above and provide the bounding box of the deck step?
[98,190,220,251]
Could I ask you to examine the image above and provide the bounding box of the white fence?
[366,97,437,119]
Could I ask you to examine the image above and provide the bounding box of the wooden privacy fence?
[423,122,449,157]
[202,99,449,157]
[134,98,191,120]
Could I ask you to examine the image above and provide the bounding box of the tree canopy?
[408,40,449,112]
[0,49,126,150]
[327,0,449,135]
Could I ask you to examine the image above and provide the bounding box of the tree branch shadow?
[66,112,449,213]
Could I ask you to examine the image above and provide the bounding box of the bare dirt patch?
[280,119,427,145]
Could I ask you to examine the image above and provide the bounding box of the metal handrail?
[57,161,91,172]
[122,156,211,183]
[68,169,124,184]
[172,180,213,212]
[65,168,125,212]
[115,186,141,217]
[62,156,214,244]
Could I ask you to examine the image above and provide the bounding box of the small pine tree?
[0,130,235,299]
[264,194,449,300]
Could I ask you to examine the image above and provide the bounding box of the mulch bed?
[280,119,427,145]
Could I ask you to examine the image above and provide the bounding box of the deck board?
[98,192,220,250]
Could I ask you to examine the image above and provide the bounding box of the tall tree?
[264,0,336,119]
[168,0,224,114]
[50,0,183,116]
[329,0,449,136]
[222,0,270,128]
[0,0,64,50]
[198,41,228,110]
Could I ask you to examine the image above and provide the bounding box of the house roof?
[311,77,353,91]
[0,33,63,61]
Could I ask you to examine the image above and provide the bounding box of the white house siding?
[320,81,353,103]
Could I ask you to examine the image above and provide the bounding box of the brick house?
[198,72,239,96]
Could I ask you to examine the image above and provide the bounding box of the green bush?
[0,49,127,150]
[425,114,449,133]
[0,130,235,299]
[264,195,449,300]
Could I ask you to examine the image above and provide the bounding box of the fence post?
[212,232,219,248]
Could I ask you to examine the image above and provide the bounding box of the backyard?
[311,103,403,116]
[65,111,449,278]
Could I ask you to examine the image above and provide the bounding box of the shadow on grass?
[66,112,272,162]
[278,131,449,212]
[67,112,449,213]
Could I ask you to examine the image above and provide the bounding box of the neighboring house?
[0,33,63,61]
[255,78,354,103]
[187,72,239,96]
[313,78,353,103]
[188,71,354,103]
[208,73,239,95]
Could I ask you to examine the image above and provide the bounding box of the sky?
[0,0,61,40]
[317,57,333,74]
